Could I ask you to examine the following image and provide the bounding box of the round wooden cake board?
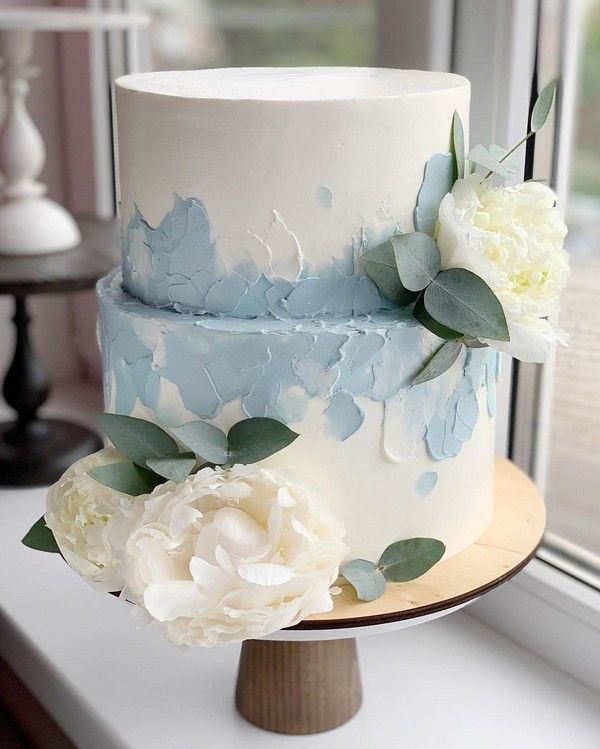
[235,458,545,735]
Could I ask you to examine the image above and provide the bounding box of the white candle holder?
[0,8,149,256]
[0,27,80,255]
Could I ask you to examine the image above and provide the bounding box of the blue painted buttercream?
[122,196,388,319]
[484,348,501,417]
[414,152,454,236]
[415,471,438,498]
[98,271,499,458]
[316,185,334,209]
[424,349,499,459]
[325,391,364,440]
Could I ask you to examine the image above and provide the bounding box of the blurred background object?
[0,7,148,256]
[138,0,375,69]
[0,220,119,486]
[0,4,147,488]
[0,14,81,256]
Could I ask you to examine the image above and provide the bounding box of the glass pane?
[140,1,377,70]
[545,0,600,561]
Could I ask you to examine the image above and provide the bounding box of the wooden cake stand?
[235,457,545,735]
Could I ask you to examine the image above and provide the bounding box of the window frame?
[452,0,600,691]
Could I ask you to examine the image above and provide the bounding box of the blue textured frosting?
[122,196,388,319]
[98,270,499,461]
[415,471,438,498]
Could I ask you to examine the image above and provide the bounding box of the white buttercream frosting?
[114,67,470,310]
[116,67,468,101]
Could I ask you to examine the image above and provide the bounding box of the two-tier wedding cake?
[24,67,567,646]
[99,67,495,562]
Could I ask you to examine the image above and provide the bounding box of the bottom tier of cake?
[97,270,498,561]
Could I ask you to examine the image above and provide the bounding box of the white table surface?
[1,479,600,749]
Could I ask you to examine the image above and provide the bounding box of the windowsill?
[2,485,600,747]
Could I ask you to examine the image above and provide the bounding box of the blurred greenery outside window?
[569,0,600,199]
[140,0,377,70]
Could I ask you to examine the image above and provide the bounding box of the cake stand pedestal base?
[234,459,545,735]
[236,638,361,734]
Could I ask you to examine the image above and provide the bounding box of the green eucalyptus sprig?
[363,231,508,384]
[21,414,298,554]
[467,79,557,181]
[362,79,558,385]
[340,537,446,602]
[22,516,61,555]
[90,413,299,496]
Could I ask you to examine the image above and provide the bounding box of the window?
[544,0,600,575]
[138,0,377,70]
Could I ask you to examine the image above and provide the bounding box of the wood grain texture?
[292,457,545,629]
[235,639,361,734]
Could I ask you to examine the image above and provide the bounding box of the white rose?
[121,465,347,646]
[437,175,570,361]
[45,448,145,592]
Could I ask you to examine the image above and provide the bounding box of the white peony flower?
[437,175,570,361]
[121,465,347,646]
[45,448,146,592]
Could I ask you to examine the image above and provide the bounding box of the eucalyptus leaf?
[88,461,162,495]
[146,453,197,483]
[391,232,441,292]
[451,110,465,180]
[340,559,386,602]
[98,413,179,467]
[423,269,510,342]
[463,336,488,349]
[414,152,454,236]
[361,240,419,307]
[531,79,557,132]
[379,538,446,582]
[22,515,60,554]
[413,296,462,341]
[228,417,299,465]
[411,340,463,387]
[172,420,228,465]
[466,144,520,179]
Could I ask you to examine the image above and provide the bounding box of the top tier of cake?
[115,67,469,317]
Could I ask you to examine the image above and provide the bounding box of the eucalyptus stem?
[482,130,535,180]
[500,130,535,162]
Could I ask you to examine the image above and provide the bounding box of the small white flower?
[45,448,145,592]
[121,465,347,646]
[437,175,570,361]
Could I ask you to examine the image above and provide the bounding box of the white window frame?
[450,0,600,693]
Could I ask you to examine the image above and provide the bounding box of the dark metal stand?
[0,220,120,487]
[0,295,101,486]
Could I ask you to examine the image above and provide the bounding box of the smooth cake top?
[115,67,469,102]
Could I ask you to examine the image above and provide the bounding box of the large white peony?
[121,464,347,646]
[437,175,570,361]
[45,448,146,592]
